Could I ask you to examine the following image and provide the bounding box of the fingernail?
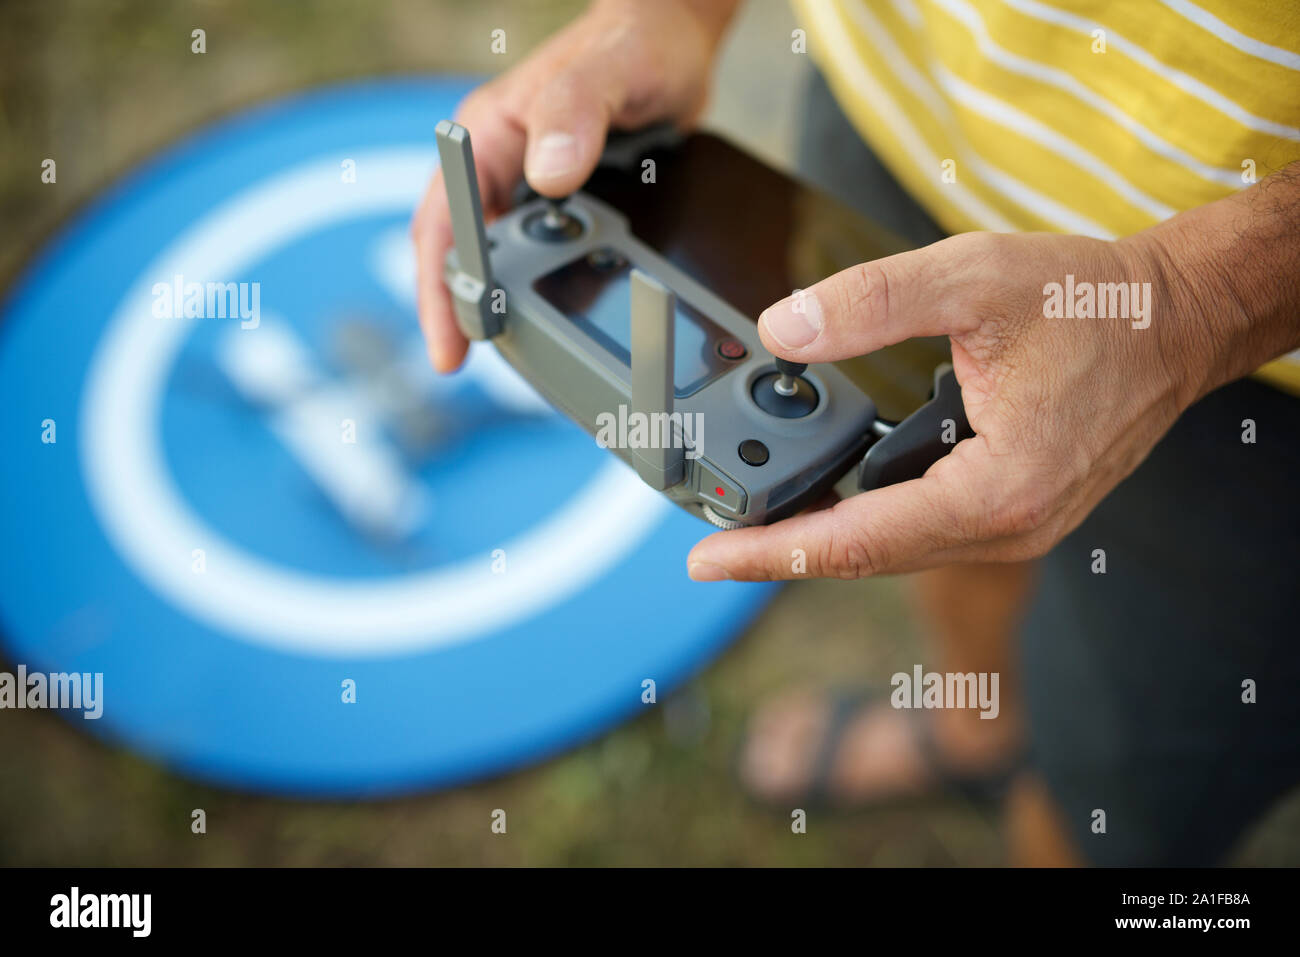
[688,561,731,582]
[759,291,822,349]
[526,132,580,182]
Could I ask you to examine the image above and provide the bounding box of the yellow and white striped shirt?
[794,0,1300,391]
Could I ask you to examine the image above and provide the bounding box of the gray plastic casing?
[437,125,877,527]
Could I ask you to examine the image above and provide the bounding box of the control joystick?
[752,356,818,418]
[773,358,807,396]
[524,196,584,241]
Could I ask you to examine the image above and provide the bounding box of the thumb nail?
[526,132,580,183]
[760,291,822,349]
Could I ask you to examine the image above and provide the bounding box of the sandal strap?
[803,690,876,808]
[908,707,1024,803]
[773,688,1027,810]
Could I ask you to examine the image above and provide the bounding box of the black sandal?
[742,688,1025,811]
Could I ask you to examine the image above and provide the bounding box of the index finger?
[685,439,1010,581]
[412,168,468,373]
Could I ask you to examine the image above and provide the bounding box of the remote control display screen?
[534,249,737,397]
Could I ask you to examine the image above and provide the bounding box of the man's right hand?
[411,0,739,373]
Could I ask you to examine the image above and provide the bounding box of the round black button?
[738,439,769,466]
[717,338,747,361]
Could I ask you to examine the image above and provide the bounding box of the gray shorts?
[796,68,1300,865]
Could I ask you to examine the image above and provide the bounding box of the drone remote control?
[435,120,972,529]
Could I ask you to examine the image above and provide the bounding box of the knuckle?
[837,260,892,325]
[816,509,884,579]
[740,552,780,583]
[541,70,582,107]
[934,233,1005,320]
[981,482,1052,539]
[945,230,1013,271]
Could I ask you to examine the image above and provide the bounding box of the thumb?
[523,59,626,197]
[757,235,984,362]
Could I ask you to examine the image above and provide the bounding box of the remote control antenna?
[434,120,502,339]
[629,270,685,490]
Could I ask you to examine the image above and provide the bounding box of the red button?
[715,487,725,496]
[717,339,747,360]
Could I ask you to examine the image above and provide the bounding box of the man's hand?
[687,170,1300,582]
[411,0,738,373]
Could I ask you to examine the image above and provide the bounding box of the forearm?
[592,0,742,49]
[681,0,744,42]
[1133,164,1300,405]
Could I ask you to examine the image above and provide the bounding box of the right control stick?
[773,358,807,396]
[752,356,818,418]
